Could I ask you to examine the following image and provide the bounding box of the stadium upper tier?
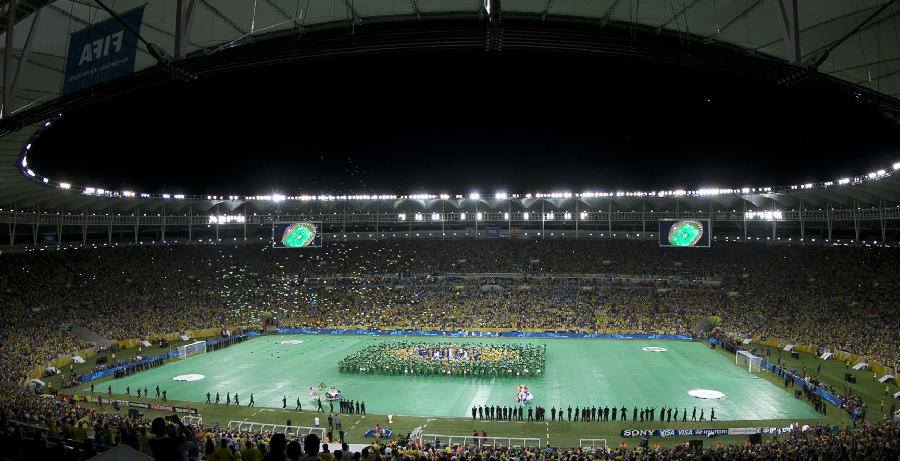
[1,117,900,245]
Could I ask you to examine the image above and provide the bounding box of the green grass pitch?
[88,335,819,421]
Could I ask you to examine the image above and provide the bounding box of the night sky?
[28,49,900,197]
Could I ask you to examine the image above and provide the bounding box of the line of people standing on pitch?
[547,405,715,423]
[472,404,716,423]
[338,399,365,415]
[472,405,530,421]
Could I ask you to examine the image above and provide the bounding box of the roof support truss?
[755,3,889,51]
[198,0,247,36]
[703,0,764,44]
[601,0,624,25]
[9,5,39,115]
[174,0,196,59]
[342,0,360,25]
[656,0,704,34]
[2,0,16,119]
[541,0,553,21]
[776,0,801,64]
[855,67,900,85]
[805,0,899,69]
[264,0,293,23]
[825,56,900,74]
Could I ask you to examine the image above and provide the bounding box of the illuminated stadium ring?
[280,222,317,248]
[280,340,306,345]
[642,347,667,352]
[668,220,704,247]
[173,374,205,382]
[688,389,726,399]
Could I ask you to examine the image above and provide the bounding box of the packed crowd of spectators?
[1,391,898,460]
[0,384,189,460]
[0,236,899,460]
[1,240,898,386]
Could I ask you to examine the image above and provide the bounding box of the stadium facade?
[1,1,900,247]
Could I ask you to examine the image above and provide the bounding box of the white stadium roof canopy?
[0,0,900,117]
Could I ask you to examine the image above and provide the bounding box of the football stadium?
[1,1,900,460]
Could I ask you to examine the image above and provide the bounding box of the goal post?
[177,340,206,359]
[736,349,763,372]
[579,439,608,449]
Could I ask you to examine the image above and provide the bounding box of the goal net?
[736,350,763,372]
[178,341,206,359]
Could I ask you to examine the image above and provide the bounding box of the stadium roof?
[2,1,900,212]
[2,0,900,118]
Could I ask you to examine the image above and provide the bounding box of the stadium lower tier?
[81,335,819,421]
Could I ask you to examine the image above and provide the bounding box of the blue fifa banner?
[63,6,145,94]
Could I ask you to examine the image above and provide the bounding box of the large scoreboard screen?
[272,222,322,248]
[658,219,710,247]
